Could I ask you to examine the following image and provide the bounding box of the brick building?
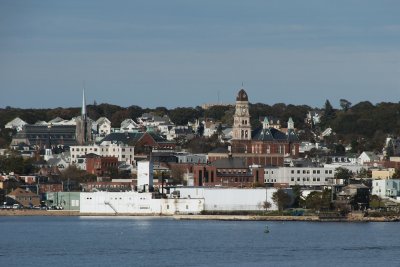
[86,155,119,176]
[193,157,264,187]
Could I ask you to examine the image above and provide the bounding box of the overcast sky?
[0,0,399,109]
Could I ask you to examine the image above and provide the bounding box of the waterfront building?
[371,179,400,199]
[80,191,204,215]
[45,192,81,210]
[6,188,40,207]
[169,187,286,211]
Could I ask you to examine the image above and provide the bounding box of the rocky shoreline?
[1,210,400,222]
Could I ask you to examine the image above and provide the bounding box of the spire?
[288,117,294,130]
[263,117,270,129]
[82,87,87,119]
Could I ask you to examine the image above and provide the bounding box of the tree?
[291,185,302,208]
[335,167,353,185]
[272,189,291,211]
[321,99,335,126]
[263,201,272,211]
[305,191,323,211]
[196,123,204,137]
[340,99,352,111]
[392,169,400,179]
[369,195,384,210]
[304,189,332,211]
[170,166,186,185]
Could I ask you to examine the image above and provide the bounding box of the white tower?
[233,88,251,140]
[137,161,153,192]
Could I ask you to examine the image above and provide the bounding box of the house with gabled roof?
[6,188,41,207]
[5,117,27,132]
[96,117,111,136]
[358,151,380,165]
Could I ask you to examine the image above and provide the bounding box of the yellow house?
[371,168,396,179]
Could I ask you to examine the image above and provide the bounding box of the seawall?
[1,210,399,222]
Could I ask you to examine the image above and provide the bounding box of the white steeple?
[81,88,87,119]
[288,117,294,130]
[263,117,270,129]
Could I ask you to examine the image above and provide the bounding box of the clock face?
[241,107,247,114]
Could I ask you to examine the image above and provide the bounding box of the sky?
[0,0,399,109]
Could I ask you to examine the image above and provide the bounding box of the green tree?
[335,167,353,185]
[340,99,352,111]
[272,189,291,211]
[291,185,302,208]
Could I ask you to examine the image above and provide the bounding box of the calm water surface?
[0,216,399,267]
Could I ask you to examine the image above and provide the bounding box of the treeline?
[2,100,400,152]
[319,100,400,153]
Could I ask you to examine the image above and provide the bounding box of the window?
[291,170,294,174]
[291,178,294,181]
[297,170,300,174]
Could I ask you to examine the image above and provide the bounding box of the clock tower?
[233,88,251,140]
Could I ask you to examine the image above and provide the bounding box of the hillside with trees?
[2,99,400,152]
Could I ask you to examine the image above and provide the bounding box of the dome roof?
[236,89,248,101]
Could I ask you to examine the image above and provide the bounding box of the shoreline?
[1,210,399,222]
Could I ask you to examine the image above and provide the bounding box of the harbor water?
[0,216,398,267]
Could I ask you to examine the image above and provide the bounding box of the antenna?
[242,81,244,88]
[217,91,220,104]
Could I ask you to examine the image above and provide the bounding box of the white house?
[358,151,380,165]
[372,179,400,199]
[120,119,140,133]
[96,117,111,136]
[5,117,27,132]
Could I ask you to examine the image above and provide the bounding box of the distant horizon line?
[0,98,393,111]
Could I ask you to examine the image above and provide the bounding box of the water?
[0,216,399,267]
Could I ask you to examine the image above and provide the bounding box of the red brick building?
[86,155,119,176]
[193,157,264,187]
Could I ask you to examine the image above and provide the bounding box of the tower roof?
[236,89,248,101]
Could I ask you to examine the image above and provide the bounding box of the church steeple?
[76,88,92,145]
[82,88,87,119]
